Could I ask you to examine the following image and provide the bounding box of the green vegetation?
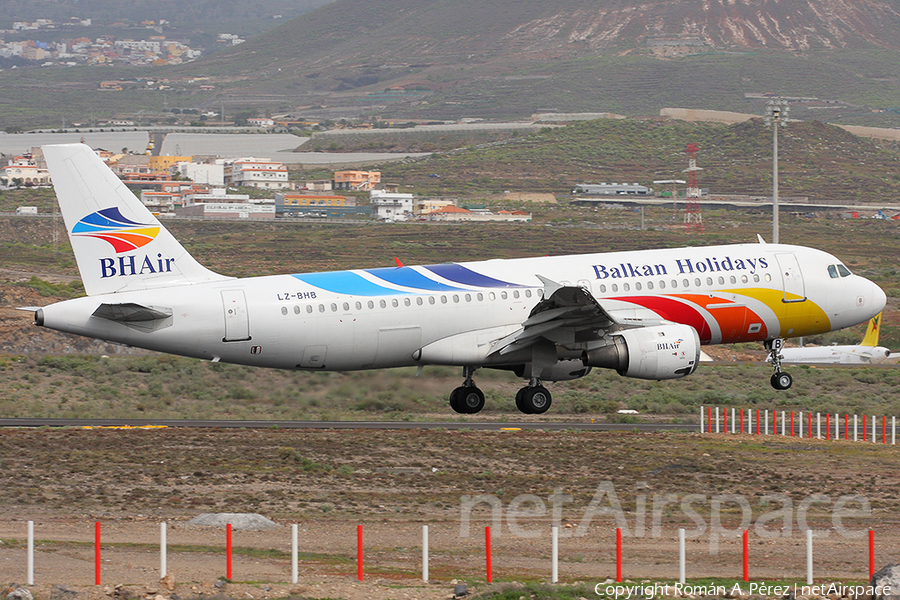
[381,118,900,202]
[2,354,900,421]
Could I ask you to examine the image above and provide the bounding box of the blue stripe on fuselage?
[292,271,407,296]
[365,266,464,292]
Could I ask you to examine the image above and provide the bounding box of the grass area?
[1,354,899,421]
[380,118,900,202]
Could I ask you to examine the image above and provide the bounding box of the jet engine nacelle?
[582,324,700,380]
[514,359,592,382]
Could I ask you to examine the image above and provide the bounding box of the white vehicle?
[772,312,891,365]
[31,144,886,414]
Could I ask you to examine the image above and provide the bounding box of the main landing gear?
[449,366,485,414]
[765,339,793,391]
[448,369,553,415]
[515,380,552,414]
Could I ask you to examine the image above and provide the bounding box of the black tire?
[515,387,530,414]
[449,387,467,413]
[460,387,485,414]
[521,386,552,415]
[771,372,793,390]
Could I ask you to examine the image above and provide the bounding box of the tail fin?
[44,143,231,296]
[860,312,882,347]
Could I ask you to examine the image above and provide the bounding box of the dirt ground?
[1,427,898,599]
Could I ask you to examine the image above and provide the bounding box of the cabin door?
[775,253,806,303]
[222,290,252,342]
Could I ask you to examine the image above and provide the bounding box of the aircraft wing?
[490,276,662,357]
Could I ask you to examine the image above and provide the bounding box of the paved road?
[0,418,698,431]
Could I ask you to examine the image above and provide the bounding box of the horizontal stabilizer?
[93,303,172,322]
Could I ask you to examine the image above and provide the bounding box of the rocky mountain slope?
[174,0,900,123]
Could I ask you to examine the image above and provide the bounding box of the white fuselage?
[38,242,886,372]
[778,345,891,365]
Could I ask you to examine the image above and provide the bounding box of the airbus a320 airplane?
[31,144,886,414]
[770,312,891,365]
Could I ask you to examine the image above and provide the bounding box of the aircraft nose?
[872,281,887,314]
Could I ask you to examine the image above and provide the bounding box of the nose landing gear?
[765,339,793,390]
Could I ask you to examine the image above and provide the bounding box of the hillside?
[378,118,900,203]
[177,0,900,124]
[3,0,900,129]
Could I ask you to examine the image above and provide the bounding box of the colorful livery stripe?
[72,207,160,253]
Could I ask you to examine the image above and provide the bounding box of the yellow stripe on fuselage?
[732,288,831,337]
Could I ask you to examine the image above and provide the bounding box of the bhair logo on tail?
[72,207,160,253]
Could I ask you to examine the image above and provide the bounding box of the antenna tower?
[683,143,703,234]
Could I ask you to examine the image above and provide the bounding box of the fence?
[12,520,882,586]
[700,406,897,444]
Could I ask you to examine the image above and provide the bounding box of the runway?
[0,418,699,431]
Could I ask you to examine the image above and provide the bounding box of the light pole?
[764,99,789,243]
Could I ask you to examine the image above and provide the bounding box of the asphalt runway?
[0,418,699,431]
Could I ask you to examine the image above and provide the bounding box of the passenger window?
[525,290,532,298]
[828,265,839,279]
[477,293,484,301]
[330,303,338,312]
[417,297,423,306]
[706,277,713,286]
[489,292,496,300]
[513,290,520,299]
[441,296,448,304]
[683,279,689,287]
[380,300,386,308]
[765,273,772,282]
[281,306,288,315]
[838,264,852,277]
[718,276,725,285]
[623,283,630,291]
[659,281,665,289]
[465,293,472,302]
[741,275,748,284]
[355,301,362,310]
[392,299,399,307]
[753,274,760,283]
[730,276,736,284]
[671,280,677,288]
[343,302,350,311]
[307,305,313,314]
[429,297,436,305]
[600,284,607,293]
[501,291,508,300]
[318,304,325,313]
[404,298,411,306]
[293,305,300,315]
[695,278,701,287]
[635,282,642,291]
[611,284,618,292]
[367,300,374,309]
[647,282,653,290]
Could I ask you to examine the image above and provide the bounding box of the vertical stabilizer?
[43,143,231,296]
[860,312,882,347]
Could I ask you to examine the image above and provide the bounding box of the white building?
[224,157,289,190]
[1,158,51,187]
[174,161,225,186]
[370,189,415,222]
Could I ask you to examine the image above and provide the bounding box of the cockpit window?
[827,265,839,279]
[837,264,852,277]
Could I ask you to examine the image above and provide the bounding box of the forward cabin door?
[222,290,252,342]
[775,253,806,303]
